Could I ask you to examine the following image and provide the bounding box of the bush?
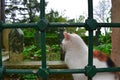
[24,34,59,46]
[23,44,61,61]
[94,43,111,55]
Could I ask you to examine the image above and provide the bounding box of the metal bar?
[88,0,93,19]
[40,25,47,80]
[2,22,120,29]
[41,32,47,69]
[88,30,94,66]
[5,67,120,74]
[49,69,85,74]
[0,30,2,66]
[2,23,37,28]
[87,0,94,79]
[6,69,34,74]
[40,0,45,19]
[0,31,3,80]
[1,0,5,22]
[40,0,47,79]
[97,67,120,73]
[49,22,86,27]
[2,22,86,28]
[98,23,120,27]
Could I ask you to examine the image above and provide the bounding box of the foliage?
[23,45,42,60]
[5,0,40,23]
[46,9,67,34]
[23,44,61,61]
[5,0,87,46]
[93,0,111,46]
[23,28,35,37]
[5,0,41,45]
[94,43,111,55]
[46,9,67,22]
[46,36,58,45]
[76,15,85,22]
[64,15,86,36]
[76,28,86,36]
[93,0,111,22]
[98,33,111,44]
[21,9,68,46]
[46,44,61,60]
[5,74,38,79]
[22,74,38,79]
[94,31,111,55]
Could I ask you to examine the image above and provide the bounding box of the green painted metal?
[2,22,120,28]
[6,69,34,74]
[0,0,120,80]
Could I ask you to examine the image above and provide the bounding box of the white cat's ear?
[64,32,70,40]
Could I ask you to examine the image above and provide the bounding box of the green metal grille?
[1,0,120,80]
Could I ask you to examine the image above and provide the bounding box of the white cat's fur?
[62,32,117,80]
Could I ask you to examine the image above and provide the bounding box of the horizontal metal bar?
[2,23,37,28]
[2,22,86,29]
[49,67,120,74]
[5,67,120,75]
[2,22,120,29]
[98,23,120,27]
[97,67,120,73]
[49,69,85,74]
[6,69,35,74]
[49,22,86,27]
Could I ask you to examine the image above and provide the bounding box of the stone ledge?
[3,61,73,80]
[3,61,68,69]
[2,51,9,61]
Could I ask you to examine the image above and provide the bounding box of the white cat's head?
[61,32,87,52]
[63,32,82,43]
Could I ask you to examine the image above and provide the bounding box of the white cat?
[61,32,117,80]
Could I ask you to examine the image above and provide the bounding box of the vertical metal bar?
[40,0,45,19]
[40,32,47,80]
[0,30,2,66]
[0,26,4,80]
[88,0,94,80]
[1,0,5,22]
[40,0,47,80]
[0,1,5,79]
[88,30,94,66]
[41,32,46,68]
[40,0,46,68]
[87,30,94,80]
[88,0,93,19]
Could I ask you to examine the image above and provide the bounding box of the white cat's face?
[61,32,83,52]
